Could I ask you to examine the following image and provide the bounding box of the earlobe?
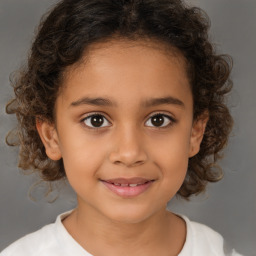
[36,118,62,161]
[189,113,209,158]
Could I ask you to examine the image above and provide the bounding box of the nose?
[109,125,148,167]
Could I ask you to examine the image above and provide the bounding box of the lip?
[104,177,152,185]
[101,177,154,198]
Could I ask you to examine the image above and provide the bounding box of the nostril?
[113,160,123,166]
[109,145,148,167]
[114,160,145,167]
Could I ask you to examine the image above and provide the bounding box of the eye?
[82,114,111,128]
[145,113,175,128]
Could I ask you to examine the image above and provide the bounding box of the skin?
[37,39,208,256]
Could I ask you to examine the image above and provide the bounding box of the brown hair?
[6,0,233,198]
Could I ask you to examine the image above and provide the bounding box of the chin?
[103,204,157,224]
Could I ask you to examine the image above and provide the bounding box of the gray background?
[0,0,255,255]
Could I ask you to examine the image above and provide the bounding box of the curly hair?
[6,0,233,199]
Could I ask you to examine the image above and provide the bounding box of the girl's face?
[38,39,206,223]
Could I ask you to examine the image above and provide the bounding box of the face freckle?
[47,39,204,224]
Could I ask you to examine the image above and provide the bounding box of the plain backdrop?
[0,0,255,255]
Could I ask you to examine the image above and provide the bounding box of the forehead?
[60,39,192,107]
[64,38,188,80]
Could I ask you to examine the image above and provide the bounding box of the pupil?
[91,115,104,127]
[152,115,164,126]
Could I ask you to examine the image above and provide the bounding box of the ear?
[189,112,209,158]
[36,118,62,161]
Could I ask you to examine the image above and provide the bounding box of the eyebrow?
[70,97,117,107]
[142,96,184,108]
[70,96,184,108]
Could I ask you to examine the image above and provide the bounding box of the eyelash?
[81,112,177,130]
[146,112,177,129]
[81,112,110,130]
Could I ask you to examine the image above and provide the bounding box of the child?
[1,0,242,255]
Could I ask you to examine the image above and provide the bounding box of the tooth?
[129,184,137,187]
[121,184,128,187]
[114,183,120,186]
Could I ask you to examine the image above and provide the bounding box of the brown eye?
[145,114,173,128]
[83,114,110,128]
[152,115,164,126]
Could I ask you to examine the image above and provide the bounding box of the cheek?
[155,145,189,199]
[150,128,191,165]
[61,139,106,197]
[148,127,191,183]
[58,130,107,178]
[158,145,189,185]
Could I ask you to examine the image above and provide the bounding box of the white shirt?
[0,210,243,256]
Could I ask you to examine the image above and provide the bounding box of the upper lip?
[101,177,154,185]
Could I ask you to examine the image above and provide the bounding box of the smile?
[112,183,146,187]
[100,177,155,198]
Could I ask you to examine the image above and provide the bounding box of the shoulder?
[0,209,90,256]
[0,223,59,256]
[189,219,225,254]
[179,216,243,256]
[0,210,76,256]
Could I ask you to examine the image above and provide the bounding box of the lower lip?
[101,181,153,198]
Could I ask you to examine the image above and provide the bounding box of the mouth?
[100,177,155,198]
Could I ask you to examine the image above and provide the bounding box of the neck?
[63,200,186,256]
